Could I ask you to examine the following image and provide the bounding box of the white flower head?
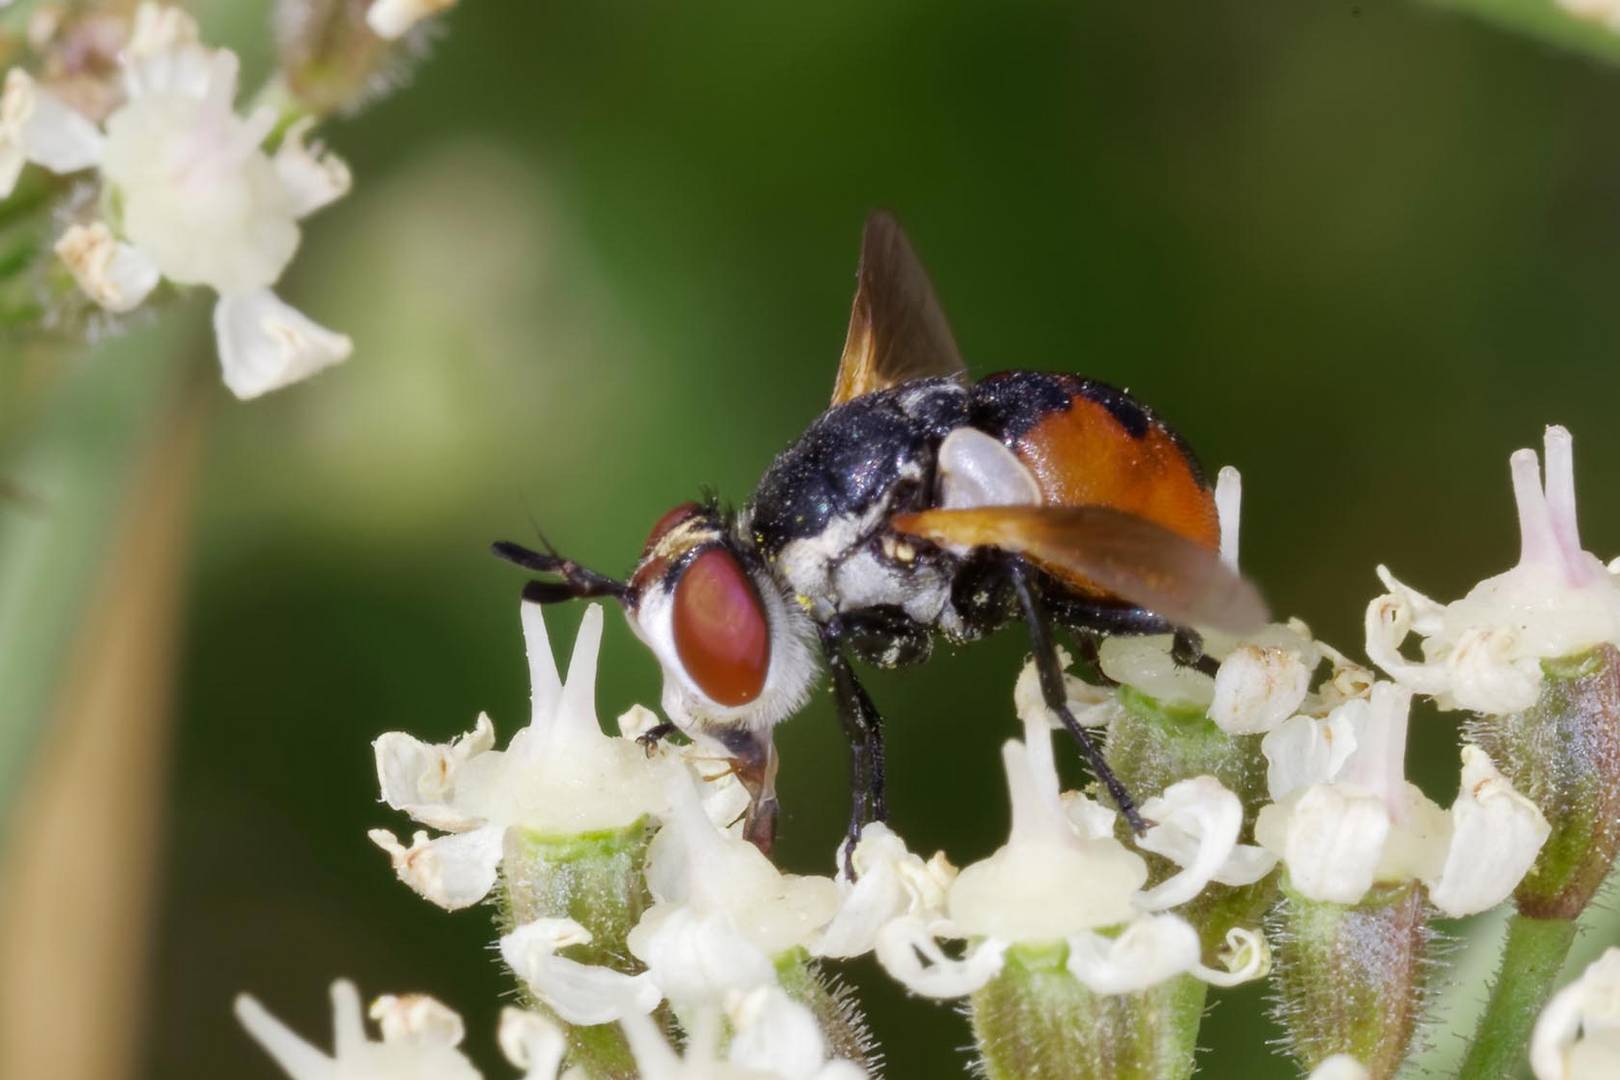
[617,986,867,1080]
[1367,426,1620,714]
[498,918,661,1027]
[370,602,673,910]
[1256,681,1547,912]
[628,770,839,1005]
[1533,948,1620,1080]
[876,707,1265,998]
[2,6,356,398]
[235,979,481,1080]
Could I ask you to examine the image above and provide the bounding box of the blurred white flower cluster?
[0,0,461,398]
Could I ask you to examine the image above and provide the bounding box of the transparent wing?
[891,505,1268,634]
[830,211,967,405]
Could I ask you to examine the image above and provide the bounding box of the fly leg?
[1006,558,1148,834]
[819,620,889,877]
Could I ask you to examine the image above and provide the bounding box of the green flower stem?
[970,941,1206,1080]
[1456,913,1578,1080]
[1425,0,1620,67]
[1107,687,1276,952]
[498,819,658,1080]
[1272,879,1430,1079]
[0,316,196,852]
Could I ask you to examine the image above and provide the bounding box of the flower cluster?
[0,0,462,398]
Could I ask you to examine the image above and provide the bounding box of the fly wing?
[891,505,1268,634]
[830,211,967,405]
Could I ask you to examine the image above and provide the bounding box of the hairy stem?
[1456,913,1578,1080]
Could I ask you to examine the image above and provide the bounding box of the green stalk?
[773,948,878,1072]
[497,820,658,1080]
[1425,0,1620,66]
[1455,913,1578,1080]
[970,941,1207,1080]
[0,317,195,850]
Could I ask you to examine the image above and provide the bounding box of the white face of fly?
[621,512,819,738]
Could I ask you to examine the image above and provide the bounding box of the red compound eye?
[643,502,701,556]
[672,547,771,707]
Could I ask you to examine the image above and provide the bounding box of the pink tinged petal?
[53,223,159,313]
[234,992,337,1080]
[122,41,233,102]
[1215,465,1242,571]
[125,5,200,59]
[1513,444,1561,571]
[873,917,1006,999]
[1065,914,1202,995]
[214,289,352,400]
[1426,746,1550,917]
[1335,682,1414,821]
[367,825,502,910]
[500,919,662,1026]
[274,118,352,218]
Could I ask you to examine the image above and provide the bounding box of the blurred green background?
[11,0,1620,1076]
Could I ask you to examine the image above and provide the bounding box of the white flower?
[1367,426,1620,714]
[875,707,1266,998]
[812,822,957,960]
[1013,646,1118,729]
[498,918,661,1026]
[1,5,355,398]
[234,979,481,1080]
[497,1009,566,1080]
[368,0,460,40]
[617,703,751,836]
[1533,948,1620,1080]
[1135,776,1276,908]
[617,986,867,1080]
[1558,0,1620,30]
[1208,642,1312,735]
[628,773,839,1005]
[370,602,672,910]
[1256,682,1548,913]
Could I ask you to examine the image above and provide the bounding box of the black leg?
[492,540,625,601]
[634,721,678,755]
[1006,559,1148,835]
[819,621,889,877]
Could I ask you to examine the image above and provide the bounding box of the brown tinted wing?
[830,212,966,405]
[892,505,1268,634]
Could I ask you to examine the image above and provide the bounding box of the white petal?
[53,223,160,313]
[367,0,459,40]
[1098,634,1214,710]
[1208,643,1311,735]
[1136,776,1262,909]
[1426,745,1550,917]
[499,1009,566,1080]
[368,993,465,1046]
[1065,914,1201,995]
[1013,648,1116,731]
[1060,790,1119,840]
[1307,1055,1370,1080]
[275,117,352,218]
[1533,949,1620,1080]
[726,985,834,1077]
[214,289,352,400]
[0,68,103,185]
[367,825,502,910]
[814,822,952,960]
[234,992,335,1080]
[1194,926,1271,987]
[373,714,495,832]
[873,917,1006,999]
[501,919,662,1026]
[1262,707,1359,801]
[1364,574,1454,697]
[626,906,775,1006]
[124,40,236,102]
[1255,785,1389,905]
[125,3,200,59]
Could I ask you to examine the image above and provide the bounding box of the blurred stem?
[1425,0,1620,65]
[1455,913,1577,1080]
[0,315,196,854]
